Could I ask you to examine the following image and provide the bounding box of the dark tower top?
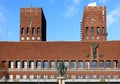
[20,7,46,41]
[81,6,107,42]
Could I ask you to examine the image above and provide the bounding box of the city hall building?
[0,3,120,84]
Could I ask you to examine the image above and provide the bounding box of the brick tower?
[20,6,46,41]
[81,3,107,42]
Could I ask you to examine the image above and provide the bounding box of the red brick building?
[0,4,120,84]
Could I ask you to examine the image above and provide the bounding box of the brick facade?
[0,5,120,83]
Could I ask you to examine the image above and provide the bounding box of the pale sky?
[0,0,120,41]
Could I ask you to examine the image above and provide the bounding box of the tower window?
[91,27,94,34]
[27,27,29,35]
[102,27,105,34]
[97,27,99,34]
[37,27,40,35]
[21,28,24,35]
[86,27,88,35]
[32,28,35,35]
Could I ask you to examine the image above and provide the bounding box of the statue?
[92,43,98,59]
[56,60,67,78]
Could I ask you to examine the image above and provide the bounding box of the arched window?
[27,27,29,35]
[37,27,40,35]
[102,27,105,34]
[97,27,99,34]
[86,27,88,35]
[21,28,24,35]
[32,28,35,35]
[91,27,94,34]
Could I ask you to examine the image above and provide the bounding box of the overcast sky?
[0,0,120,41]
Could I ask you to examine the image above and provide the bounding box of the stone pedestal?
[57,77,65,84]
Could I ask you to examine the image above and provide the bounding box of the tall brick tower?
[81,3,107,41]
[20,6,46,41]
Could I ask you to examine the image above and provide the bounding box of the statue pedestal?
[57,77,66,84]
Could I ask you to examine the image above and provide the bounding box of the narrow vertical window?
[85,75,90,79]
[64,61,69,68]
[16,61,20,69]
[43,61,48,68]
[27,27,29,35]
[36,61,41,68]
[71,75,76,80]
[91,27,94,34]
[100,74,104,79]
[71,60,76,69]
[37,27,40,35]
[43,75,48,79]
[23,61,27,69]
[86,27,88,35]
[23,75,27,79]
[102,27,105,34]
[36,75,40,79]
[9,61,14,68]
[97,27,99,34]
[78,60,83,69]
[21,28,24,35]
[30,75,34,80]
[92,60,97,69]
[32,28,35,35]
[78,74,82,79]
[30,61,34,69]
[50,61,55,69]
[113,60,118,69]
[85,61,90,69]
[92,75,97,79]
[99,60,104,69]
[50,75,54,79]
[106,60,111,68]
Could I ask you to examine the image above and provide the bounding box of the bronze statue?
[92,43,98,59]
[56,60,67,78]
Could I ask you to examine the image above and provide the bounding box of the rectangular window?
[71,60,76,69]
[85,75,90,79]
[92,60,97,69]
[64,61,69,68]
[71,75,76,80]
[36,75,40,79]
[9,75,13,79]
[50,61,55,69]
[23,61,27,69]
[106,60,111,68]
[43,61,48,68]
[9,61,14,68]
[16,75,20,79]
[78,60,83,69]
[85,61,90,69]
[50,75,54,79]
[36,61,41,68]
[99,74,104,79]
[23,75,27,79]
[78,74,82,79]
[113,75,118,80]
[30,75,34,79]
[99,60,104,69]
[92,75,97,79]
[113,60,118,69]
[106,75,111,79]
[16,61,20,69]
[30,61,34,69]
[43,75,48,79]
